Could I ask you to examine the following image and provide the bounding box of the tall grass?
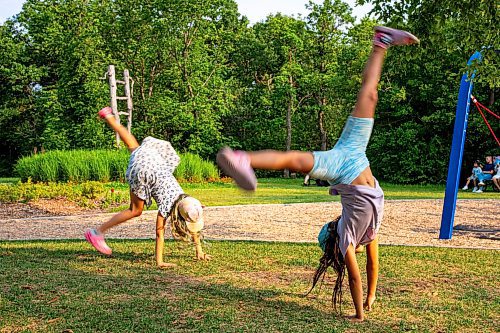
[174,152,220,182]
[14,150,219,183]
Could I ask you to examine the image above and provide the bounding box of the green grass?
[1,178,498,210]
[161,178,500,207]
[0,240,497,332]
[14,150,219,183]
[0,178,20,184]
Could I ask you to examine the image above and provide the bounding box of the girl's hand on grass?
[157,262,177,269]
[195,252,212,261]
[364,295,376,311]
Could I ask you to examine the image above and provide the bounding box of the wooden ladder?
[107,65,133,147]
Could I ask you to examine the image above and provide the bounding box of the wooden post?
[123,69,133,133]
[106,65,134,147]
[108,65,121,147]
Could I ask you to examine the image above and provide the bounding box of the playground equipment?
[439,52,481,240]
[106,65,134,147]
[440,51,499,239]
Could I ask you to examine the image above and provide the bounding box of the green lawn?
[111,178,499,210]
[184,179,500,204]
[0,240,497,332]
[1,178,498,211]
[0,177,20,184]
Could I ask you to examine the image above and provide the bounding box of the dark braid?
[306,216,346,312]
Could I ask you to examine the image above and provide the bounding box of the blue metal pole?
[439,51,482,239]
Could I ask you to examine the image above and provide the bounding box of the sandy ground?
[0,199,498,249]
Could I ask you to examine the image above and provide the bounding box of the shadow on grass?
[0,242,366,333]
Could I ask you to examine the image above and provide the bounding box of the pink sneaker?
[216,147,257,191]
[84,228,112,255]
[98,106,113,119]
[373,26,420,49]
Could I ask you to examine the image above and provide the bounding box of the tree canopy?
[0,0,498,183]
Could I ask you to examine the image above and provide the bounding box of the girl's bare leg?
[101,114,140,152]
[493,178,500,190]
[246,48,386,178]
[97,191,145,234]
[350,46,386,186]
[248,150,314,174]
[352,46,386,119]
[219,48,385,187]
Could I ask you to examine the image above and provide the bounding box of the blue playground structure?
[439,51,482,240]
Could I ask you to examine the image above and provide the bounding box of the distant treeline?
[0,0,498,183]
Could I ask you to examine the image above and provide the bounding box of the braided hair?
[306,216,346,312]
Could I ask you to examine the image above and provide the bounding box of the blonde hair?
[168,194,202,243]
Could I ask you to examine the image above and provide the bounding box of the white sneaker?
[462,185,468,190]
[478,181,485,186]
[472,187,478,193]
[475,188,483,193]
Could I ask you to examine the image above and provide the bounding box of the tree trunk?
[284,74,294,178]
[319,97,327,151]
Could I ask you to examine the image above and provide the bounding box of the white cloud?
[235,0,372,24]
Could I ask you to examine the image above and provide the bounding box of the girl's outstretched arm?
[365,237,379,311]
[344,245,365,321]
[155,213,176,269]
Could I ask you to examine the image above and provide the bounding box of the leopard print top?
[125,137,184,217]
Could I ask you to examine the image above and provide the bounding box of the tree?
[303,0,355,151]
[360,0,499,183]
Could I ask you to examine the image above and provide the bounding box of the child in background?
[85,107,211,267]
[462,161,482,192]
[476,155,495,193]
[217,26,419,321]
[492,157,500,191]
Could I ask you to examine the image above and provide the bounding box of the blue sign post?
[439,51,482,239]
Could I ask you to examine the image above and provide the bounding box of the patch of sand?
[0,199,498,249]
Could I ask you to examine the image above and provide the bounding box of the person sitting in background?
[476,155,495,193]
[492,157,500,191]
[462,161,482,192]
[303,174,311,186]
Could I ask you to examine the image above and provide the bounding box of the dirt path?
[1,199,498,249]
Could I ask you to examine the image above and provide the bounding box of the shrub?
[14,149,219,183]
[0,179,127,208]
[174,153,219,182]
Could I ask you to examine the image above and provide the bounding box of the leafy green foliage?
[1,0,498,183]
[14,150,219,183]
[0,179,129,207]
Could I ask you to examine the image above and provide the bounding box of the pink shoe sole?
[98,106,113,119]
[375,26,420,46]
[84,229,112,255]
[216,147,257,191]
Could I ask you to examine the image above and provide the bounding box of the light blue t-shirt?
[472,167,482,177]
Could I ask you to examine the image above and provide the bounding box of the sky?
[0,0,372,24]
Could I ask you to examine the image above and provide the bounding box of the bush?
[0,179,129,208]
[14,149,219,183]
[174,152,220,182]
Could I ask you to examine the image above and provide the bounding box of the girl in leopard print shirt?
[84,107,210,268]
